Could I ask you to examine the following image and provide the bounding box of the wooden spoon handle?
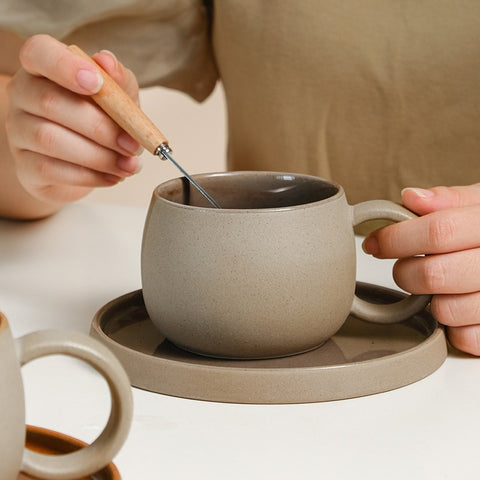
[68,44,168,153]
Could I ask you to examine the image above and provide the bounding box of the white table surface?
[1,201,479,480]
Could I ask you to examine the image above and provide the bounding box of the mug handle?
[351,200,431,323]
[16,330,133,480]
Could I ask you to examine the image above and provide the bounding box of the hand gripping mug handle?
[16,330,133,480]
[351,200,431,323]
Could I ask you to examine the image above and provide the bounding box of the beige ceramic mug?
[142,171,430,359]
[0,312,133,480]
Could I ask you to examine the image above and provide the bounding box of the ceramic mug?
[0,312,133,480]
[141,171,431,359]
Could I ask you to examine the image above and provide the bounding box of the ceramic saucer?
[18,425,120,480]
[90,282,447,404]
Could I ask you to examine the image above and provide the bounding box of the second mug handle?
[16,330,133,480]
[351,200,431,323]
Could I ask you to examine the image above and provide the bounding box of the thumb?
[401,184,480,215]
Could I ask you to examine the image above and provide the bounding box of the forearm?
[0,73,62,219]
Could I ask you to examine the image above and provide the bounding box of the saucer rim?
[90,283,447,404]
[21,425,120,480]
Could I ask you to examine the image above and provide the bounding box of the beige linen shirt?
[213,1,480,203]
[2,1,479,203]
[0,0,217,101]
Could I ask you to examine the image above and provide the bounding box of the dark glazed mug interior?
[156,172,340,209]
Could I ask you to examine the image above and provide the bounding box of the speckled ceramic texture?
[90,285,447,404]
[0,312,132,480]
[0,313,25,480]
[141,172,430,359]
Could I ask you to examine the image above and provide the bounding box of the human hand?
[5,34,142,205]
[362,184,480,356]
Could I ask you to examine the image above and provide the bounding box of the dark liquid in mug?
[161,173,339,209]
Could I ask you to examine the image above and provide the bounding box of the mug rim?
[152,171,345,212]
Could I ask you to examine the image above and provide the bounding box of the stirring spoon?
[68,45,221,209]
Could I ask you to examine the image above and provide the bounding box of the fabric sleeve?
[0,0,218,101]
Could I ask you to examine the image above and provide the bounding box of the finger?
[17,152,122,203]
[11,111,140,177]
[402,184,480,215]
[9,72,141,156]
[19,34,104,94]
[446,325,480,357]
[393,248,480,294]
[362,205,480,258]
[431,292,480,327]
[93,50,140,103]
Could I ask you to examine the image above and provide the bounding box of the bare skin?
[363,185,480,356]
[0,31,59,219]
[1,33,141,219]
[2,34,480,356]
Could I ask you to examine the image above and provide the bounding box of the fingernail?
[362,236,379,255]
[401,187,435,199]
[117,132,142,155]
[77,69,103,93]
[99,50,118,70]
[117,156,142,174]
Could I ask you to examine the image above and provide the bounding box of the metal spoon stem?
[155,145,221,209]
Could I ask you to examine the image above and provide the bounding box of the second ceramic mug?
[0,312,133,480]
[141,171,431,359]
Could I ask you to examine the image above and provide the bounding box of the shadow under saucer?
[90,282,447,404]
